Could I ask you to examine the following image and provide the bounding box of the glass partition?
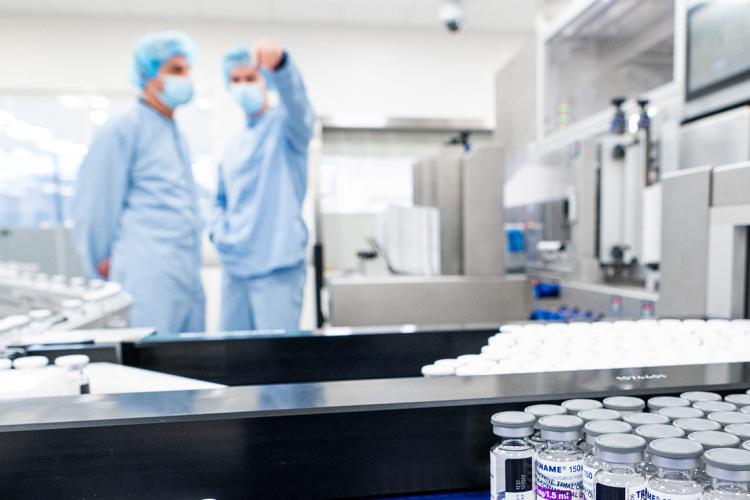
[544,0,674,134]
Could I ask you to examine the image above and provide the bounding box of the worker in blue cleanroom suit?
[210,39,315,331]
[73,31,205,334]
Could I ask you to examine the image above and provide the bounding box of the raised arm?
[273,53,316,153]
[252,40,316,154]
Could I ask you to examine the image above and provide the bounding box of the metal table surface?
[1,361,749,499]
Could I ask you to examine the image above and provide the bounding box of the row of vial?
[1,355,91,394]
[422,319,750,377]
[491,392,750,500]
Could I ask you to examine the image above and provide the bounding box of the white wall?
[0,14,525,124]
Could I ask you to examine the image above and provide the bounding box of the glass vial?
[594,433,648,500]
[702,448,750,500]
[583,420,634,500]
[535,414,585,500]
[490,411,536,500]
[526,404,567,450]
[646,437,704,500]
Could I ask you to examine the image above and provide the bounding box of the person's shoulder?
[96,103,142,140]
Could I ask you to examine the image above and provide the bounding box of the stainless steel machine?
[327,144,528,327]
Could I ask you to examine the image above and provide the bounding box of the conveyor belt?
[0,361,748,499]
[121,324,497,385]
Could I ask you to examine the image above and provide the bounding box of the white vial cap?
[456,354,482,364]
[659,406,704,422]
[647,396,690,411]
[708,411,750,427]
[562,399,603,415]
[603,396,645,412]
[421,364,454,377]
[0,359,11,370]
[28,309,52,321]
[54,354,90,369]
[648,437,703,470]
[578,408,621,423]
[538,414,584,441]
[524,404,566,417]
[635,424,685,443]
[673,418,721,433]
[623,412,670,426]
[694,400,737,413]
[13,356,49,369]
[583,420,632,445]
[70,277,87,287]
[61,299,83,310]
[704,448,750,482]
[433,359,464,369]
[681,391,722,403]
[595,433,646,464]
[726,424,750,442]
[688,430,741,450]
[726,394,750,407]
[491,411,536,438]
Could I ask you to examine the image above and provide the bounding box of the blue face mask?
[231,83,265,116]
[158,76,193,109]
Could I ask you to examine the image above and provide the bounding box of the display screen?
[687,0,750,100]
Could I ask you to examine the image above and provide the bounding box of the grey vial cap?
[623,413,670,426]
[603,396,645,412]
[673,418,722,433]
[525,404,566,429]
[659,406,704,422]
[562,399,603,414]
[694,401,738,413]
[725,424,750,441]
[742,407,750,416]
[704,448,750,482]
[648,396,690,411]
[744,441,750,452]
[539,415,584,442]
[584,420,632,445]
[595,433,647,464]
[635,424,686,443]
[688,430,741,450]
[491,411,536,438]
[578,408,621,423]
[708,412,750,427]
[681,391,722,403]
[648,437,703,469]
[726,394,750,407]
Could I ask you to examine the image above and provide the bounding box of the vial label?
[535,457,584,500]
[646,490,701,500]
[583,463,598,500]
[491,453,534,500]
[595,482,646,500]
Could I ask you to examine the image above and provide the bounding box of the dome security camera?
[439,0,464,33]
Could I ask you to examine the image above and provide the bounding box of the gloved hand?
[252,39,285,71]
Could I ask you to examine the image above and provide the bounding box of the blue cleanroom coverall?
[73,100,205,334]
[210,56,315,331]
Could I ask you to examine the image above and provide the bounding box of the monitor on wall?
[687,0,750,101]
